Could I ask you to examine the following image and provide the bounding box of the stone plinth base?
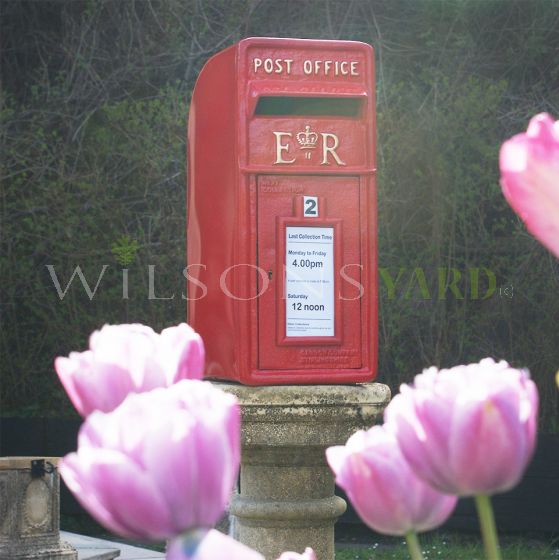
[215,383,391,560]
[0,457,78,560]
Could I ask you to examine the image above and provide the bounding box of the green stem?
[405,531,424,560]
[475,494,502,560]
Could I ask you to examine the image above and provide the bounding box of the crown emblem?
[296,125,318,159]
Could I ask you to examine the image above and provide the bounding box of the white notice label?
[285,226,334,337]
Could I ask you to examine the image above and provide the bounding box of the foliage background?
[1,0,559,430]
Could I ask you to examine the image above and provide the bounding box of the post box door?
[257,175,362,370]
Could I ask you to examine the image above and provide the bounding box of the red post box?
[187,37,377,385]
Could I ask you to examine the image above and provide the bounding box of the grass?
[62,516,558,559]
[335,532,559,560]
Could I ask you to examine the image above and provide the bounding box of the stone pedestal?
[0,457,77,560]
[215,383,391,560]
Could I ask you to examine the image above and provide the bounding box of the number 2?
[303,196,318,217]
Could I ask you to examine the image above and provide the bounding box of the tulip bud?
[385,358,538,496]
[55,323,204,416]
[327,425,457,536]
[60,380,239,540]
[500,113,559,258]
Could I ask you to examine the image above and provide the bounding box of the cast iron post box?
[187,37,377,384]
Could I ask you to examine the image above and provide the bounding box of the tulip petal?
[450,389,528,495]
[62,447,174,540]
[144,411,216,529]
[386,394,456,493]
[325,445,349,482]
[524,377,539,458]
[167,530,264,560]
[277,547,318,560]
[85,362,137,413]
[54,356,88,417]
[412,486,457,533]
[60,452,134,538]
[142,387,238,530]
[160,323,205,382]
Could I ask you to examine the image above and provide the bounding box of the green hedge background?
[1,0,558,430]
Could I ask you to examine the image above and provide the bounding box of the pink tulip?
[326,425,457,536]
[500,113,559,258]
[276,548,318,560]
[60,380,239,541]
[385,358,538,496]
[166,529,264,560]
[55,323,204,416]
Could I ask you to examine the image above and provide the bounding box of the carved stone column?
[215,383,391,560]
[0,457,77,559]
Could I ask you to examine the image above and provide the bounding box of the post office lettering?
[252,57,359,77]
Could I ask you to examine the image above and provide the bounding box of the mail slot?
[187,37,377,384]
